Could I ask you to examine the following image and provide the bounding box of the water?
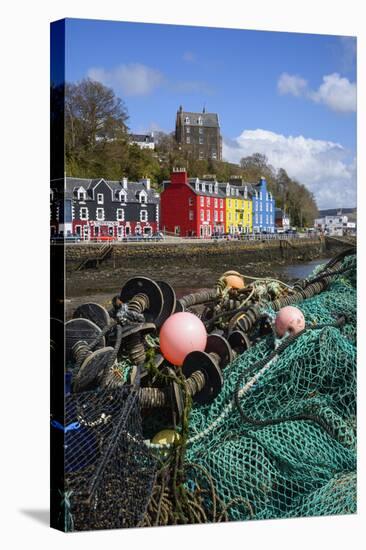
[65,256,331,319]
[277,257,331,282]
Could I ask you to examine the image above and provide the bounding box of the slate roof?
[180,111,220,128]
[59,177,159,203]
[130,133,154,143]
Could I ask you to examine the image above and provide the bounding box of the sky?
[64,18,357,209]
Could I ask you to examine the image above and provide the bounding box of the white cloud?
[87,63,213,96]
[277,71,356,113]
[223,129,356,209]
[278,73,308,97]
[87,63,164,96]
[309,73,356,113]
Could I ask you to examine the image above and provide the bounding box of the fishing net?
[184,254,357,521]
[60,386,156,531]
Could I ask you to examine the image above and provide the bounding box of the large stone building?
[175,106,222,161]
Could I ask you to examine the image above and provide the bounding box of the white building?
[314,213,356,236]
[130,132,155,150]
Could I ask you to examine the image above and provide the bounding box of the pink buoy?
[275,306,305,337]
[159,312,207,366]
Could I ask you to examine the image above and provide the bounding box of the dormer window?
[97,193,104,205]
[195,181,199,192]
[198,116,203,125]
[77,188,86,201]
[139,191,147,204]
[209,184,213,194]
[214,182,218,194]
[119,190,127,203]
[185,116,190,124]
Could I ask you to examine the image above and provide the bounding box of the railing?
[59,232,322,245]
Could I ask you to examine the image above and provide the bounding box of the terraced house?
[50,176,160,239]
[161,169,226,237]
[251,177,275,233]
[219,179,253,234]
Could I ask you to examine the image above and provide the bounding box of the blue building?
[251,177,275,233]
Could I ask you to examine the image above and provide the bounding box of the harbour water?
[65,256,331,319]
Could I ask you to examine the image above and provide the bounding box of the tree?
[65,78,129,161]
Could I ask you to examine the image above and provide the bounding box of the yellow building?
[221,183,252,234]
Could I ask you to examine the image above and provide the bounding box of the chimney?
[171,167,188,185]
[140,177,151,190]
[122,177,128,189]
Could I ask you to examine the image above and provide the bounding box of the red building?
[161,169,226,238]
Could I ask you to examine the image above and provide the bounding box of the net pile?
[62,386,156,531]
[184,254,357,521]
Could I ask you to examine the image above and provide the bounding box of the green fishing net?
[185,254,357,521]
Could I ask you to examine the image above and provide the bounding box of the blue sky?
[63,18,357,208]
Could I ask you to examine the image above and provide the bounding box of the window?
[117,208,124,221]
[186,126,190,134]
[214,210,218,222]
[220,211,224,222]
[228,199,231,208]
[212,152,217,159]
[97,193,104,204]
[244,187,248,199]
[266,203,268,212]
[209,185,213,194]
[200,196,204,207]
[118,226,124,237]
[80,207,88,220]
[220,199,223,208]
[140,192,147,204]
[214,198,218,208]
[96,208,104,221]
[266,214,268,225]
[119,191,127,203]
[260,202,262,212]
[235,200,238,209]
[206,197,210,206]
[200,210,204,221]
[186,136,190,144]
[185,116,190,124]
[189,210,194,221]
[140,210,148,222]
[198,116,203,125]
[108,227,114,237]
[77,189,86,201]
[75,225,81,236]
[199,128,203,134]
[207,210,210,222]
[199,151,204,159]
[199,136,204,144]
[188,197,193,206]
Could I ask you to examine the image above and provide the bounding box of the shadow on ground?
[20,509,49,527]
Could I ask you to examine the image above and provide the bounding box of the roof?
[319,208,356,217]
[60,177,159,203]
[130,133,154,143]
[179,110,220,128]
